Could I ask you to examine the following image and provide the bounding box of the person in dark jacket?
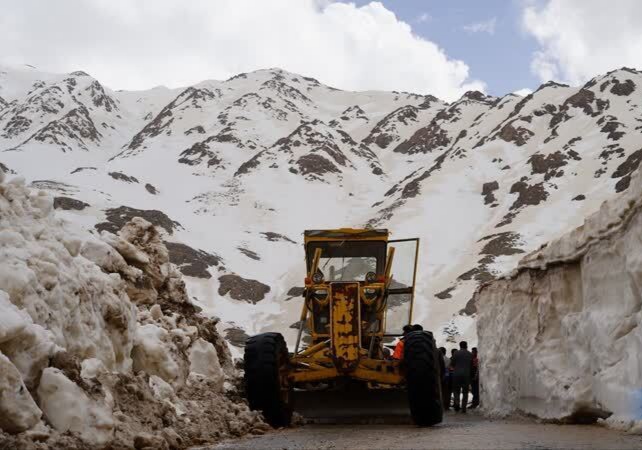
[439,347,450,410]
[471,347,480,408]
[446,348,456,409]
[436,345,446,403]
[450,341,473,413]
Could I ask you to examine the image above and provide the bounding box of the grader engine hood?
[329,282,361,372]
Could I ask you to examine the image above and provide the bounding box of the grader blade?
[293,386,411,424]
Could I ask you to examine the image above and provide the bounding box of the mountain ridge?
[1,63,641,349]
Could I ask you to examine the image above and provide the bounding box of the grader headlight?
[312,288,328,304]
[362,286,381,304]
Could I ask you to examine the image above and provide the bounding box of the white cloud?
[522,0,642,84]
[0,0,484,101]
[462,18,496,35]
[513,88,533,97]
[416,12,432,23]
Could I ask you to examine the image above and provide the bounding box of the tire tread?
[244,332,292,427]
[404,331,443,426]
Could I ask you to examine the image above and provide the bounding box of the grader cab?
[244,229,443,427]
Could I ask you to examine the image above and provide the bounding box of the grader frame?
[289,228,419,386]
[244,228,443,428]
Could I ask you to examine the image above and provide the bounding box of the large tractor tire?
[404,331,443,426]
[244,332,292,428]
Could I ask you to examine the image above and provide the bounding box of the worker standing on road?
[440,347,450,410]
[471,347,480,409]
[451,341,473,413]
[447,348,456,409]
[440,347,449,366]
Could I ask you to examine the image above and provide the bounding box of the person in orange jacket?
[392,324,413,359]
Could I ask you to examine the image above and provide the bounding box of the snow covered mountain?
[1,63,641,348]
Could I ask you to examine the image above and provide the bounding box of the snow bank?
[189,338,225,390]
[132,323,181,385]
[0,177,137,376]
[477,167,642,432]
[0,352,41,434]
[0,174,267,448]
[37,368,115,445]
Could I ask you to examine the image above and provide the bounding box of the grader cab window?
[320,256,377,281]
[306,241,386,281]
[306,240,386,335]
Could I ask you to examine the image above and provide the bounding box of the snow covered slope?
[1,63,641,347]
[476,164,642,432]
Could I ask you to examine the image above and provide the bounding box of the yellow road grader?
[244,229,443,427]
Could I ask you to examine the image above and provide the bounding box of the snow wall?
[477,166,642,433]
[0,171,267,449]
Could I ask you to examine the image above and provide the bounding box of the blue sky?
[348,0,541,96]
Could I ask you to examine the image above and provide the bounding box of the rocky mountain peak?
[69,70,90,77]
[10,104,102,153]
[260,78,313,105]
[340,105,368,122]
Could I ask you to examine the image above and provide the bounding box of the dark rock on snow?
[96,206,182,234]
[218,274,271,304]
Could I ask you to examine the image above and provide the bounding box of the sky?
[2,0,642,101]
[347,0,541,96]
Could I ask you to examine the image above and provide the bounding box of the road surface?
[211,411,642,450]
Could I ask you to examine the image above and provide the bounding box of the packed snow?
[477,165,642,433]
[0,171,267,448]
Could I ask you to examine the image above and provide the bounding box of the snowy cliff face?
[0,172,266,447]
[476,166,642,432]
[1,64,642,347]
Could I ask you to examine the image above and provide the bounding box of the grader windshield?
[302,229,419,337]
[306,240,386,282]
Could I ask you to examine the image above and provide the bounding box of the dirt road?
[211,411,642,450]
